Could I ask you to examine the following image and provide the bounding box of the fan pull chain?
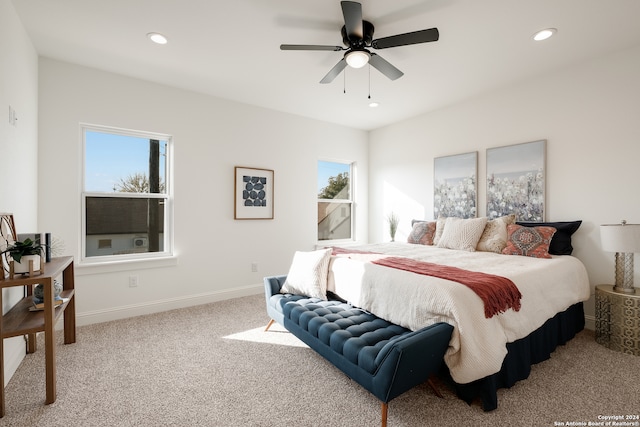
[368,64,371,100]
[343,67,346,94]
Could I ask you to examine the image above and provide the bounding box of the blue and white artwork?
[235,167,274,219]
[243,175,268,207]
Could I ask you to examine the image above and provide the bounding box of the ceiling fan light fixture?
[532,28,557,41]
[147,32,168,45]
[345,50,371,68]
[281,1,440,84]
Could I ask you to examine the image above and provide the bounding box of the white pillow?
[476,214,516,253]
[432,216,447,245]
[281,248,332,300]
[436,217,488,251]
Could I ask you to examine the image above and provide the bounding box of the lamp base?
[613,252,636,294]
[612,285,637,295]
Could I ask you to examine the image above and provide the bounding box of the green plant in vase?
[387,212,399,242]
[1,238,44,274]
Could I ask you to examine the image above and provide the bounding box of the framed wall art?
[486,140,546,221]
[234,166,274,220]
[434,151,477,219]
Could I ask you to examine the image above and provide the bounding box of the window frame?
[80,123,174,265]
[317,159,355,243]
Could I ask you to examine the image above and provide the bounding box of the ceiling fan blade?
[369,53,404,81]
[372,28,439,49]
[320,59,347,84]
[341,1,363,40]
[280,44,344,51]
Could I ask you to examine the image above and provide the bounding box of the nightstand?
[595,284,640,356]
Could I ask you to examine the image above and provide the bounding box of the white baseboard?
[584,314,595,331]
[2,336,27,387]
[76,284,263,326]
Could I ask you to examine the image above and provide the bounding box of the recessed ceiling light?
[147,32,168,45]
[532,28,557,41]
[369,102,379,108]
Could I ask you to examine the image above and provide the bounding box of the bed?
[319,217,589,410]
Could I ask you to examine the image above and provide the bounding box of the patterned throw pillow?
[281,248,332,299]
[516,220,582,255]
[502,224,557,258]
[407,221,437,245]
[476,214,516,253]
[436,217,488,252]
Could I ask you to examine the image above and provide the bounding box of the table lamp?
[600,220,640,294]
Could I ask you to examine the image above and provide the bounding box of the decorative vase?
[33,280,63,304]
[13,254,41,274]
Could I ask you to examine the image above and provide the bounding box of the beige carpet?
[2,294,639,426]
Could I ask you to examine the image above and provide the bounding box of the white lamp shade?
[600,224,640,253]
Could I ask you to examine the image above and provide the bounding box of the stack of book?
[29,296,66,312]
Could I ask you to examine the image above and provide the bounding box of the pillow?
[516,221,582,255]
[281,248,332,300]
[436,217,488,251]
[433,216,448,245]
[476,214,516,253]
[502,224,557,258]
[407,221,437,245]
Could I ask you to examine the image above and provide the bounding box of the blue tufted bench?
[264,275,453,427]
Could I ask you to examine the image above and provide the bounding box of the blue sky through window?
[317,160,349,194]
[85,131,167,192]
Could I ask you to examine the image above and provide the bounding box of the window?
[82,124,173,262]
[317,160,353,241]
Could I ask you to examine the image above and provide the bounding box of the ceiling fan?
[280,1,439,84]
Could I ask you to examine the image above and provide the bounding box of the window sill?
[315,240,360,250]
[76,255,178,276]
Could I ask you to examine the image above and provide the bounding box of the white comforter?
[326,243,591,384]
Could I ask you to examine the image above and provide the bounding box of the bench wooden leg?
[427,376,444,398]
[381,402,388,427]
[264,319,275,332]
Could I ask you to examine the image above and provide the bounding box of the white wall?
[37,58,368,325]
[368,44,640,328]
[0,0,39,384]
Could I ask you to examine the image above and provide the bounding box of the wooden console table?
[0,256,76,417]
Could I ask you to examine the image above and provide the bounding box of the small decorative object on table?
[30,279,64,311]
[33,279,63,301]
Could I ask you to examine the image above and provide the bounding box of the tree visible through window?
[318,160,353,241]
[82,125,172,261]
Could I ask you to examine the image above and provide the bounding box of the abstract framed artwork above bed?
[434,151,478,219]
[486,140,546,221]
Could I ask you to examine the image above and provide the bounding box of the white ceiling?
[12,0,640,131]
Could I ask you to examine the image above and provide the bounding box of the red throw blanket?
[331,247,521,318]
